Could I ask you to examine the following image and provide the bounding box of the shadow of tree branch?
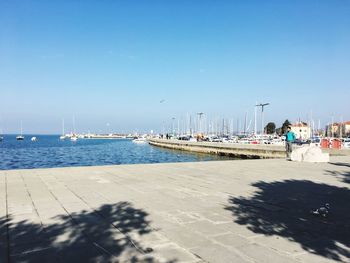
[1,202,177,262]
[327,162,350,184]
[225,180,350,262]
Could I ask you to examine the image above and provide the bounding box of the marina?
[1,132,349,171]
[1,1,350,262]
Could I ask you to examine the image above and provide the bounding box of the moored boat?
[60,119,66,140]
[132,137,147,143]
[17,121,25,140]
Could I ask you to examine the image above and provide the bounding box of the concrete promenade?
[1,157,349,262]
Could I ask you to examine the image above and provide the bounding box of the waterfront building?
[344,121,350,136]
[327,121,350,138]
[291,122,311,140]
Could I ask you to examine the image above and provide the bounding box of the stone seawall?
[148,138,286,159]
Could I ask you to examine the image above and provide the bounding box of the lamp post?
[254,102,257,135]
[255,103,270,134]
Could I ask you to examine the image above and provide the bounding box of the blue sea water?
[0,135,229,170]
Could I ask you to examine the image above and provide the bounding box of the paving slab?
[212,233,252,249]
[238,243,299,263]
[159,225,212,250]
[189,243,251,263]
[152,242,201,263]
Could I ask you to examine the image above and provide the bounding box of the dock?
[149,138,350,159]
[1,156,349,262]
[149,138,289,159]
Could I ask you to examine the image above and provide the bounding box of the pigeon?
[144,247,153,253]
[310,203,330,217]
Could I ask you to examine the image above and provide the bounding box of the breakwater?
[149,138,286,159]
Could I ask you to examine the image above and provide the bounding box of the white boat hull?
[133,139,147,143]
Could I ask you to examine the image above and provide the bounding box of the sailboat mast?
[62,118,65,136]
[73,116,76,134]
[244,112,247,135]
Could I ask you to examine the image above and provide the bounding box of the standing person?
[285,126,295,159]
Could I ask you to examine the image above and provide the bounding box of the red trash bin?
[331,139,341,149]
[321,139,329,148]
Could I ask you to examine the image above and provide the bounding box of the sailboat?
[16,121,24,140]
[60,118,66,140]
[0,128,3,142]
[70,116,78,141]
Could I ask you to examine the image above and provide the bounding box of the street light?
[255,103,270,134]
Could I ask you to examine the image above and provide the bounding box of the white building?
[345,121,350,136]
[291,122,311,140]
[329,121,350,137]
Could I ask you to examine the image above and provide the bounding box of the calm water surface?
[0,135,230,170]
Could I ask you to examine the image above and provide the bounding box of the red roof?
[333,121,350,126]
[291,122,308,127]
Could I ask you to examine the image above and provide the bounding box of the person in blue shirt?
[285,126,296,159]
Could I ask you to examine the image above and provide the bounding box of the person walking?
[285,126,295,159]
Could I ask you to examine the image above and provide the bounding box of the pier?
[149,138,288,159]
[1,156,349,262]
[149,138,350,159]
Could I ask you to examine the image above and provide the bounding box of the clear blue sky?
[0,0,349,134]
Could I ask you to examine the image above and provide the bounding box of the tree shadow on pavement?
[327,162,350,184]
[1,202,177,263]
[329,162,350,168]
[225,180,350,262]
